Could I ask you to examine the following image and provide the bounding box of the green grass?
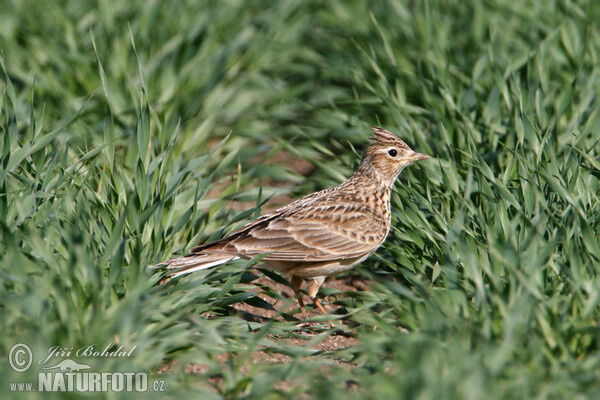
[2,0,600,398]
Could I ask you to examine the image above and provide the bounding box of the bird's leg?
[312,298,328,315]
[306,277,327,315]
[290,275,308,317]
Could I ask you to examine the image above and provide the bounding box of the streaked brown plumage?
[160,126,431,316]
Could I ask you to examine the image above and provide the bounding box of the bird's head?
[360,126,431,187]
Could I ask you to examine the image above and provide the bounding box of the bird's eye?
[388,149,398,157]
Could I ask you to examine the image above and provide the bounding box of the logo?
[8,342,165,393]
[41,359,91,372]
[9,344,33,372]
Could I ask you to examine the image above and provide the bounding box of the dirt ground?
[233,274,370,319]
[157,274,369,393]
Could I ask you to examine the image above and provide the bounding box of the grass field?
[2,0,600,398]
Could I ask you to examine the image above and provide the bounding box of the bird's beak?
[406,152,431,162]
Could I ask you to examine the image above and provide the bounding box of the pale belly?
[261,253,372,278]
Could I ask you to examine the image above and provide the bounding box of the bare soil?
[158,274,370,393]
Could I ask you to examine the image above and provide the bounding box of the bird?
[159,126,431,316]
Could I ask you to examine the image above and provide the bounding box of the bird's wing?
[190,201,388,262]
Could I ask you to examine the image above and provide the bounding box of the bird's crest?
[369,126,411,151]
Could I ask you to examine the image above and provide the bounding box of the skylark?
[160,126,431,316]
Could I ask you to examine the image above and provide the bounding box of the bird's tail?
[156,254,239,282]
